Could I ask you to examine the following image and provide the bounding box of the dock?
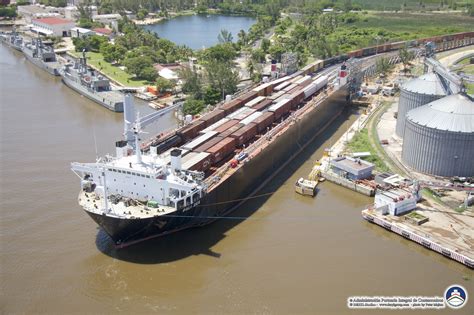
[362,208,474,269]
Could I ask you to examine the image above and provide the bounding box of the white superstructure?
[71,97,206,219]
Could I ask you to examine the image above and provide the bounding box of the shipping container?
[220,98,244,115]
[252,111,275,133]
[274,81,291,91]
[252,82,273,96]
[229,123,258,146]
[178,120,207,141]
[295,75,311,85]
[270,75,290,88]
[227,107,256,121]
[199,109,225,126]
[273,94,291,105]
[268,98,292,120]
[214,119,240,133]
[290,90,305,108]
[239,90,259,104]
[220,123,243,138]
[245,95,266,108]
[298,79,312,89]
[193,136,224,153]
[182,131,219,151]
[304,75,328,99]
[251,98,272,111]
[268,90,285,101]
[206,137,236,163]
[283,83,298,92]
[240,111,263,125]
[200,117,230,134]
[181,152,212,172]
[290,75,303,84]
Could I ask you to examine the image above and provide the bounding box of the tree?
[205,61,239,100]
[202,43,237,63]
[261,38,271,53]
[179,66,203,99]
[269,43,285,62]
[375,57,393,77]
[203,86,221,105]
[237,29,247,47]
[399,46,414,72]
[251,48,266,63]
[156,77,175,93]
[139,66,158,82]
[183,98,205,116]
[123,56,154,79]
[217,29,233,44]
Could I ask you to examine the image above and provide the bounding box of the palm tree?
[218,29,233,44]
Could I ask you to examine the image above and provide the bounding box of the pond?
[143,14,256,50]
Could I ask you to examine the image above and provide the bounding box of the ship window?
[181,190,186,197]
[146,175,150,178]
[112,169,117,172]
[193,193,199,202]
[170,201,175,208]
[134,183,136,185]
[186,196,191,204]
[126,171,131,175]
[177,200,184,209]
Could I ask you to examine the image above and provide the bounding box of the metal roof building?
[402,94,474,177]
[395,73,448,137]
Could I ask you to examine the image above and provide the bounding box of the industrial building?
[402,93,474,177]
[374,187,418,216]
[395,72,449,137]
[17,5,61,23]
[330,156,374,180]
[31,17,75,37]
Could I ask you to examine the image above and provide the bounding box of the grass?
[69,51,149,87]
[353,0,470,11]
[346,128,390,172]
[351,12,474,40]
[466,83,474,95]
[406,211,427,220]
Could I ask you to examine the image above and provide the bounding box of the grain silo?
[395,73,447,137]
[402,94,474,177]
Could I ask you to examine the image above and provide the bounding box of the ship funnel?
[115,140,128,158]
[170,149,182,171]
[123,94,135,146]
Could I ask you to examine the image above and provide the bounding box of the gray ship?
[22,37,60,76]
[59,51,124,112]
[0,31,23,51]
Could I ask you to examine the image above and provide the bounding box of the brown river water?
[1,43,472,314]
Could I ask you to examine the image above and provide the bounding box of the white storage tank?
[395,73,448,137]
[402,94,474,177]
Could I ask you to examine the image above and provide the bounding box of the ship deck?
[99,90,124,103]
[79,191,175,219]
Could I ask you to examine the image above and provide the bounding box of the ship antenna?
[93,126,98,161]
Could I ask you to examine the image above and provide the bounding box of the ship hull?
[87,87,350,247]
[0,37,22,51]
[23,51,60,76]
[60,74,124,112]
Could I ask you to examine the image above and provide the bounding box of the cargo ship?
[71,58,351,247]
[0,31,23,51]
[22,37,60,76]
[59,51,124,112]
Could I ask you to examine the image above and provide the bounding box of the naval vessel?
[0,31,23,51]
[59,51,124,112]
[22,37,60,76]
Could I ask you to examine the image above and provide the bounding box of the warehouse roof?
[406,94,474,133]
[401,72,448,96]
[32,17,74,25]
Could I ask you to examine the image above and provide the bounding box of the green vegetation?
[406,211,427,221]
[346,128,390,172]
[38,0,67,7]
[69,51,148,87]
[72,35,108,53]
[183,98,205,116]
[0,5,17,18]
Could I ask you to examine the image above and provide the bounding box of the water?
[143,14,256,49]
[1,43,473,314]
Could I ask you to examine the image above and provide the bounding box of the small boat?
[295,177,318,197]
